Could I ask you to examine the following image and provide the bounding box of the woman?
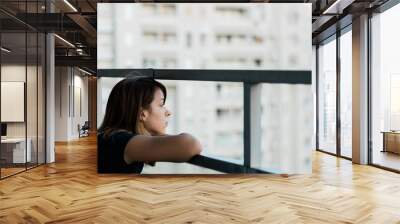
[98,75,202,173]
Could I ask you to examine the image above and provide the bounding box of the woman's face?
[141,88,171,135]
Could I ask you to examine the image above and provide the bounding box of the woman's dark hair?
[98,74,167,137]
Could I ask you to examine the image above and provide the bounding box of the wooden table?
[1,138,31,164]
[381,131,400,154]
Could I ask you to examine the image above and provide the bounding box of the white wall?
[72,72,89,138]
[1,65,26,138]
[1,65,36,138]
[55,67,89,141]
[1,63,46,164]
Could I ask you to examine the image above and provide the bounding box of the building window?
[186,32,192,48]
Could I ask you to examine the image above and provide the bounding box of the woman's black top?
[97,130,144,173]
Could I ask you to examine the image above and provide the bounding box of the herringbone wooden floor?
[1,135,400,223]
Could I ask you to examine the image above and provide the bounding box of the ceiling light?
[1,47,11,53]
[323,0,340,14]
[322,0,354,15]
[78,67,92,76]
[54,34,75,48]
[63,0,78,12]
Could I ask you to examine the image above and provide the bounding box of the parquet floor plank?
[0,135,399,223]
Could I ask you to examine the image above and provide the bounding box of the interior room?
[1,25,46,178]
[0,0,400,223]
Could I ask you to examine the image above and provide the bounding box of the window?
[200,33,206,45]
[317,36,337,154]
[0,4,46,179]
[215,6,248,18]
[371,4,400,171]
[186,33,192,48]
[253,35,263,44]
[252,84,313,173]
[339,28,352,158]
[143,31,158,43]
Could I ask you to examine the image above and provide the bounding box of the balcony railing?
[98,68,311,173]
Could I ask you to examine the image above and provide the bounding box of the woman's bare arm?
[124,133,202,163]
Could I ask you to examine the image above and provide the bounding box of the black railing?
[98,68,311,173]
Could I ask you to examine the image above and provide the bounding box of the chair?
[78,121,90,138]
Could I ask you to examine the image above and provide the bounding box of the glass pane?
[97,3,311,71]
[38,33,46,164]
[1,31,27,177]
[312,45,317,151]
[318,37,337,154]
[251,84,313,174]
[27,31,38,169]
[161,80,243,163]
[340,29,352,158]
[97,78,244,164]
[371,4,400,171]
